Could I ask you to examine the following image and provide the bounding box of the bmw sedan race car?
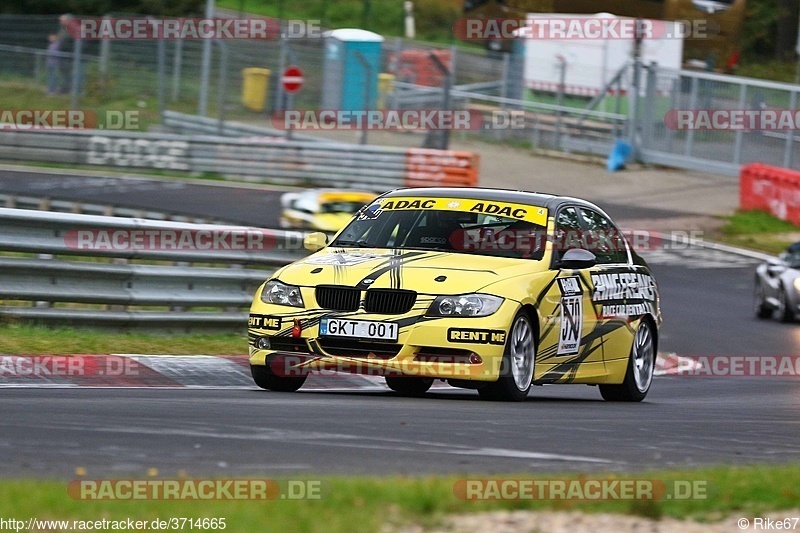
[249,188,661,402]
[278,189,377,232]
[754,241,800,322]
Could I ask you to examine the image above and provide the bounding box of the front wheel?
[599,319,655,402]
[778,285,795,323]
[251,364,306,392]
[479,311,536,402]
[385,376,434,396]
[754,281,772,320]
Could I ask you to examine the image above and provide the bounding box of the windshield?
[332,198,549,260]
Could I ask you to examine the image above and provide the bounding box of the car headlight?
[261,280,304,308]
[793,278,800,292]
[426,294,504,317]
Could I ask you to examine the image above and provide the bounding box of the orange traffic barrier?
[740,163,800,225]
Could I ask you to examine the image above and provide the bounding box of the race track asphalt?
[1,168,798,478]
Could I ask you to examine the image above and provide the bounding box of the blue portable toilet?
[322,29,384,112]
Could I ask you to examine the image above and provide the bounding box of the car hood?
[277,247,546,294]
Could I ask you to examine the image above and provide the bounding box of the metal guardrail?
[0,129,479,188]
[162,111,326,143]
[0,208,309,329]
[0,193,214,223]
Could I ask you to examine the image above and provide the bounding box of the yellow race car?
[278,189,377,233]
[250,187,661,402]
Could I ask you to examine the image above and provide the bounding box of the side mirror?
[559,248,597,270]
[303,232,328,252]
[767,263,787,275]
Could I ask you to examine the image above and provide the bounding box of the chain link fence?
[0,14,798,176]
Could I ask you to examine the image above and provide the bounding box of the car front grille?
[364,289,417,314]
[315,286,417,314]
[315,285,360,311]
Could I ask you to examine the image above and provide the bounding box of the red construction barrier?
[740,163,800,225]
[404,148,479,187]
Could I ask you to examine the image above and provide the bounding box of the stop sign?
[281,65,304,94]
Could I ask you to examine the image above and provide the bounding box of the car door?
[537,205,603,383]
[577,207,640,367]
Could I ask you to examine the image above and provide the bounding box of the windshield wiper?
[332,239,375,248]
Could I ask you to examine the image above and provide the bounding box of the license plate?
[319,318,398,341]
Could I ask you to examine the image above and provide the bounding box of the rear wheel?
[754,281,772,320]
[479,311,535,402]
[599,319,655,402]
[251,364,306,392]
[385,376,434,396]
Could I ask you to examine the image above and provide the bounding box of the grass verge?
[0,465,799,532]
[717,209,798,255]
[0,324,246,355]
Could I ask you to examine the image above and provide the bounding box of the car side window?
[579,208,628,265]
[554,206,582,263]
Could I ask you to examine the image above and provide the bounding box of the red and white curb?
[0,354,388,390]
[655,352,703,376]
[0,352,699,388]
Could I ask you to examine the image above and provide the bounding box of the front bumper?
[248,298,518,382]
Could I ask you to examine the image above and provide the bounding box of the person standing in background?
[56,14,73,94]
[45,34,60,95]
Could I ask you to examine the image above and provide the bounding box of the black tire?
[599,319,656,402]
[779,285,795,323]
[478,311,536,402]
[754,281,772,320]
[251,364,306,392]
[385,376,434,396]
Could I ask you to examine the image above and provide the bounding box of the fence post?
[70,37,83,109]
[171,39,183,102]
[157,35,166,120]
[640,61,657,151]
[684,75,699,157]
[198,0,215,116]
[99,15,111,87]
[627,58,642,160]
[555,55,566,149]
[784,90,798,169]
[217,41,228,136]
[732,83,747,165]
